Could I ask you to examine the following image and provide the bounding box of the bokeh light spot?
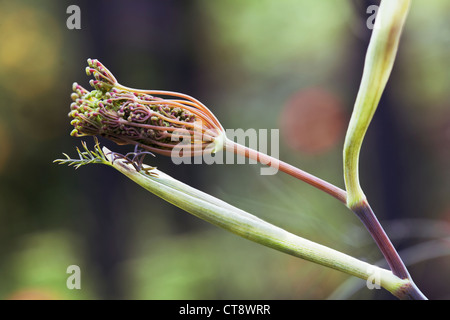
[279,87,347,155]
[7,288,59,300]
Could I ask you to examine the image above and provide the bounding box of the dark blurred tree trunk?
[79,0,205,299]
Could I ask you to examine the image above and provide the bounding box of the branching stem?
[225,138,427,299]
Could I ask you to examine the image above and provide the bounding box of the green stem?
[101,147,415,299]
[343,0,411,207]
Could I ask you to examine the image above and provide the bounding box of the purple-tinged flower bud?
[69,59,226,157]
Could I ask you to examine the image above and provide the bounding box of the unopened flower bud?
[69,59,226,157]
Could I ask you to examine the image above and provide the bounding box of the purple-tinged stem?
[225,139,347,204]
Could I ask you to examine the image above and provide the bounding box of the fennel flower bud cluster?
[69,59,225,156]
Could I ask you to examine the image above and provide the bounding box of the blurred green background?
[0,0,449,300]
